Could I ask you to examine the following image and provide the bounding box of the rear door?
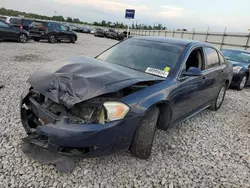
[201,47,225,103]
[48,23,61,39]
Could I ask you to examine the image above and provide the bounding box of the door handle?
[203,76,206,80]
[221,70,224,73]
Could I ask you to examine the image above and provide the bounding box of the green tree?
[52,16,65,22]
[73,18,80,23]
[101,20,106,26]
[67,17,73,22]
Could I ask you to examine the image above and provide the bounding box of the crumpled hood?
[28,56,164,108]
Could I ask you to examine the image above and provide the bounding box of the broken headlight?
[100,102,130,123]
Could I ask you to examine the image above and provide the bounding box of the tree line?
[0,7,171,30]
[0,7,86,24]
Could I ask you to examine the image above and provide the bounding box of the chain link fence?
[129,29,250,51]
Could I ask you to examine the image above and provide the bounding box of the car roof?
[221,48,250,53]
[133,36,214,47]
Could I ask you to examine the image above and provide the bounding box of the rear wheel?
[236,74,247,91]
[18,33,28,43]
[209,83,227,111]
[130,107,159,159]
[48,34,57,43]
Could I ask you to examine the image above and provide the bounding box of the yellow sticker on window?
[164,66,170,72]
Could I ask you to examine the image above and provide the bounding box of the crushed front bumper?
[20,90,141,157]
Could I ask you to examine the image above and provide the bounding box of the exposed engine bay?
[22,81,158,132]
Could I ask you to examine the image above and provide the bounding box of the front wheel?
[236,74,247,91]
[130,107,159,159]
[209,83,227,111]
[48,34,57,43]
[18,33,28,43]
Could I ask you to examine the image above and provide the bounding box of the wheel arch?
[139,100,173,131]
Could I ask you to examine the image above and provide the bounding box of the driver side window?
[181,48,204,76]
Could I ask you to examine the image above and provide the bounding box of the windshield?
[221,49,250,64]
[96,38,185,75]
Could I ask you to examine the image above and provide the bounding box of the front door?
[170,48,208,122]
[59,24,70,40]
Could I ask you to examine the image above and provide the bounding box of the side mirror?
[182,67,202,77]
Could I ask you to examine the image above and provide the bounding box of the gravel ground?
[0,34,249,188]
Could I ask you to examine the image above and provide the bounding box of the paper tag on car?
[145,67,169,78]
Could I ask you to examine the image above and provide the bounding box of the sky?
[1,0,250,32]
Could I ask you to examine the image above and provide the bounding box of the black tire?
[236,73,247,91]
[209,83,227,111]
[33,38,40,42]
[48,34,57,43]
[57,39,61,42]
[130,107,160,159]
[18,33,28,43]
[70,36,76,43]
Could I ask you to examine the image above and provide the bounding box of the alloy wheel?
[19,34,27,43]
[50,35,56,43]
[239,76,247,90]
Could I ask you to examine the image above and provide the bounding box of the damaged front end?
[20,81,157,157]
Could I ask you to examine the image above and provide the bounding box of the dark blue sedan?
[20,37,233,159]
[221,49,250,90]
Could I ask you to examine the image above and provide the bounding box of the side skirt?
[171,104,211,127]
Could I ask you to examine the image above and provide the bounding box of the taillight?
[20,25,23,29]
[39,25,45,30]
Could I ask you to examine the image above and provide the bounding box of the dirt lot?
[0,34,249,188]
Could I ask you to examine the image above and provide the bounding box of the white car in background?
[0,16,12,23]
[90,29,96,34]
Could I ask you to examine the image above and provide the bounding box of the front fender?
[121,80,175,116]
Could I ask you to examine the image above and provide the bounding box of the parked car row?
[94,28,125,41]
[0,19,77,43]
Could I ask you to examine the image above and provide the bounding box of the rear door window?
[204,47,220,69]
[48,23,60,31]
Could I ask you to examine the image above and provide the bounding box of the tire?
[33,38,40,42]
[48,34,57,43]
[57,39,61,42]
[236,73,247,91]
[130,107,160,159]
[70,36,76,43]
[18,33,28,43]
[209,83,227,111]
